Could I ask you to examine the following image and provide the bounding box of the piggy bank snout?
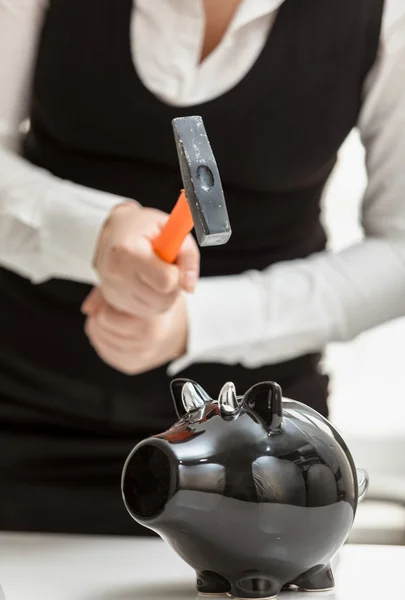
[122,440,176,523]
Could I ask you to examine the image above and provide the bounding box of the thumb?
[81,287,104,316]
[176,234,200,293]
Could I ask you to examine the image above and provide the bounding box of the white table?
[0,534,403,600]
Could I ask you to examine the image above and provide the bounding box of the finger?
[176,234,200,293]
[92,342,137,375]
[131,274,178,314]
[85,318,124,353]
[85,319,147,375]
[96,305,153,340]
[102,350,145,376]
[96,306,138,339]
[108,242,181,295]
[136,247,181,294]
[97,285,140,316]
[101,275,178,317]
[86,313,154,352]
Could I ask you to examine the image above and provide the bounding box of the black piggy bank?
[122,379,368,599]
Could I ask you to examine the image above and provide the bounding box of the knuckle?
[109,242,132,258]
[106,243,135,271]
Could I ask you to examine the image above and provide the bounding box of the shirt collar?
[230,0,286,32]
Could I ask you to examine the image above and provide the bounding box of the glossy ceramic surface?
[122,380,368,599]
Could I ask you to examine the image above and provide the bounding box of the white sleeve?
[0,0,125,284]
[169,0,405,375]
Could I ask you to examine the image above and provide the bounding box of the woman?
[0,0,404,535]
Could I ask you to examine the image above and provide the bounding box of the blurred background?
[322,129,405,546]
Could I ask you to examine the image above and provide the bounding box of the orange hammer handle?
[152,190,194,263]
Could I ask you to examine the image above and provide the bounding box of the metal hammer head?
[172,116,232,247]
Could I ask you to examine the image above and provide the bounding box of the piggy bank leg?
[229,575,281,599]
[287,564,335,592]
[197,571,230,596]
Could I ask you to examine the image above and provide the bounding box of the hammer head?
[172,116,231,247]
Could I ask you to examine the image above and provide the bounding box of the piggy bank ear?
[218,382,240,416]
[243,381,284,434]
[170,379,211,419]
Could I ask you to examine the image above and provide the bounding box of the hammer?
[153,116,232,263]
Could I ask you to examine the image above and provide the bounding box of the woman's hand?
[82,288,188,375]
[91,202,199,317]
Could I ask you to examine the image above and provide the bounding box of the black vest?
[0,0,384,424]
